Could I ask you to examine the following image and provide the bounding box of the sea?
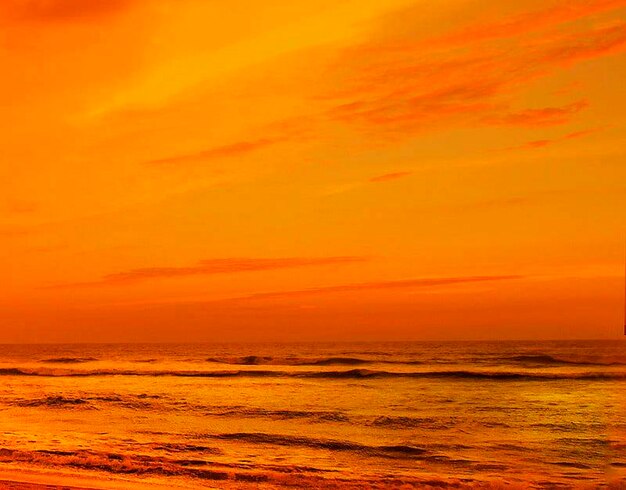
[0,340,624,489]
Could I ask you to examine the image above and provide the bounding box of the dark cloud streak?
[48,256,368,288]
[230,275,523,302]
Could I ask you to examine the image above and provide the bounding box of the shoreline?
[0,469,624,490]
[0,482,98,490]
[0,469,204,490]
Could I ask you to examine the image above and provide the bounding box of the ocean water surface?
[0,340,624,488]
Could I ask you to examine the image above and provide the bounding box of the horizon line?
[0,337,622,346]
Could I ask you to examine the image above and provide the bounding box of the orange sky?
[1,0,625,342]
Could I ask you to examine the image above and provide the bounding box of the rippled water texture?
[0,340,624,488]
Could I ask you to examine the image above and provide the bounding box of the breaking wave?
[14,396,91,408]
[206,356,423,366]
[206,432,427,458]
[1,367,625,381]
[493,354,626,366]
[299,369,626,381]
[204,406,350,422]
[205,353,626,368]
[9,393,163,410]
[0,445,462,487]
[40,357,99,364]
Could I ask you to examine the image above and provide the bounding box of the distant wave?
[14,396,91,408]
[33,353,626,367]
[206,355,275,365]
[10,393,162,410]
[1,367,625,381]
[4,393,451,429]
[369,415,439,429]
[0,368,34,376]
[4,392,434,432]
[308,357,424,366]
[206,356,423,366]
[205,406,350,422]
[40,357,99,364]
[0,445,470,487]
[208,432,427,459]
[305,357,374,366]
[299,369,626,381]
[147,443,221,454]
[493,354,626,366]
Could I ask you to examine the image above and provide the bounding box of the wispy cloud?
[320,13,626,138]
[322,170,412,196]
[229,275,523,301]
[0,227,32,238]
[431,0,626,47]
[146,136,286,166]
[50,256,368,288]
[504,127,602,151]
[516,140,554,150]
[483,101,588,127]
[458,197,532,211]
[5,200,38,214]
[1,0,135,22]
[539,21,626,66]
[369,171,412,183]
[140,2,626,172]
[563,128,603,140]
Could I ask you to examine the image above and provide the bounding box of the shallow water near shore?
[0,340,624,488]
